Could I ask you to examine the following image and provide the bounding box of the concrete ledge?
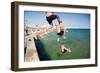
[24,34,40,62]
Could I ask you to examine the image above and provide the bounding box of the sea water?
[35,29,90,60]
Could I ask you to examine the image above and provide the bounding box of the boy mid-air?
[45,11,71,53]
[45,12,66,40]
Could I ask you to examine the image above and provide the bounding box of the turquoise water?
[35,29,90,61]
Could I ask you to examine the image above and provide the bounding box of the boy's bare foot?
[57,38,60,42]
[64,36,66,39]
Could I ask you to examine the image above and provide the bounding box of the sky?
[24,11,90,29]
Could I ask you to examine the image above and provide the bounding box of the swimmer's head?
[61,42,65,45]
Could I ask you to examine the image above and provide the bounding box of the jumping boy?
[45,12,71,53]
[45,12,66,40]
